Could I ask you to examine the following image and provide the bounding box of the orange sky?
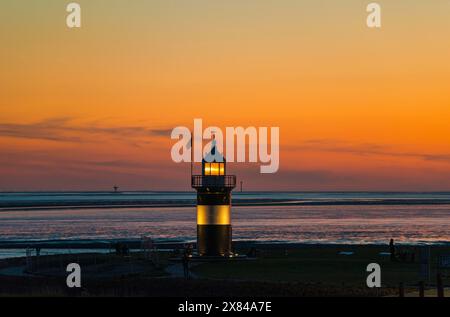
[1,0,450,191]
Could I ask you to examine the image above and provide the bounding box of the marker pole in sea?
[191,142,236,257]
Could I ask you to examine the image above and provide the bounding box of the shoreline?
[3,198,450,212]
[1,239,448,251]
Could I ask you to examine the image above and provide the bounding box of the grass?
[191,245,450,288]
[1,245,449,296]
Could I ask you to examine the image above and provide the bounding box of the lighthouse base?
[197,225,232,257]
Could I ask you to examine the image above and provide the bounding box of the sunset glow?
[1,0,450,190]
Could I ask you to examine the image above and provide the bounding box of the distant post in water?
[191,143,236,256]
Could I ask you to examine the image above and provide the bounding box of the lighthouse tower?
[191,142,236,256]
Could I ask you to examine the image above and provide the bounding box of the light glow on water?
[0,204,450,245]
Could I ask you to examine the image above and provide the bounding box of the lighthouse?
[191,142,236,256]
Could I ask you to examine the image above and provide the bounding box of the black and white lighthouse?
[191,142,236,256]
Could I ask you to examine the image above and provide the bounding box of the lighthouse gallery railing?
[191,175,236,189]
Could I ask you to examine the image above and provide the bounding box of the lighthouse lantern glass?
[203,162,225,176]
[211,163,219,175]
[204,163,211,175]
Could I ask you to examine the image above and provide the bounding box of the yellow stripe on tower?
[197,205,231,225]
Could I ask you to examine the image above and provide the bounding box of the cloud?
[86,160,154,169]
[0,149,166,174]
[0,118,173,143]
[290,139,450,163]
[0,118,82,142]
[229,163,360,189]
[149,128,173,137]
[268,169,350,184]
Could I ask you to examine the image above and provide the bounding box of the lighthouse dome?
[203,139,225,163]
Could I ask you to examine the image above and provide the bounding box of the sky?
[1,0,450,191]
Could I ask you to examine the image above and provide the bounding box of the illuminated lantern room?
[202,142,226,176]
[203,162,225,176]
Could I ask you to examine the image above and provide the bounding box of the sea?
[1,191,450,258]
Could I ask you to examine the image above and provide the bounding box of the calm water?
[0,192,450,245]
[2,191,450,208]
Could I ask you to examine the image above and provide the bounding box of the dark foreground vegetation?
[0,275,397,297]
[0,244,449,297]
